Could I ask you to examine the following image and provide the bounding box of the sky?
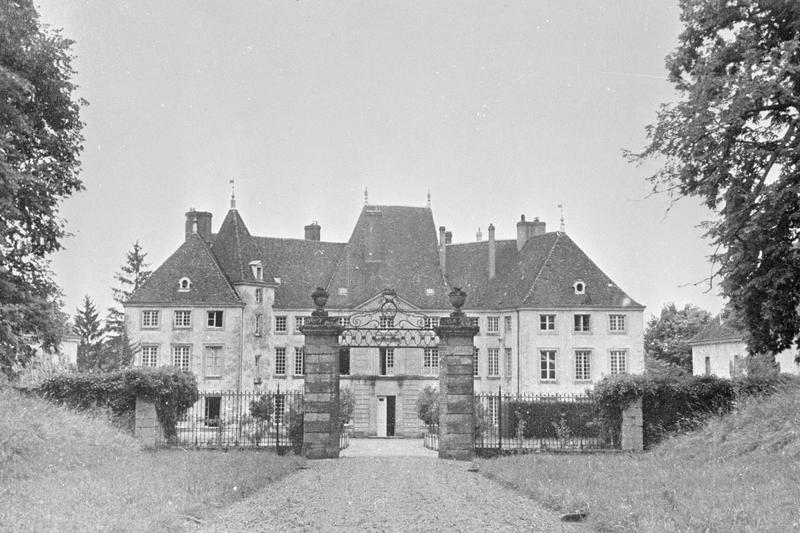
[37,0,725,321]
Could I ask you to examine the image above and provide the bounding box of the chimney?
[185,209,212,241]
[516,214,546,251]
[304,221,321,241]
[488,223,496,279]
[476,227,482,241]
[439,226,447,272]
[445,231,452,245]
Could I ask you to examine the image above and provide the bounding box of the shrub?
[36,368,198,439]
[416,385,439,429]
[503,399,598,440]
[339,387,355,428]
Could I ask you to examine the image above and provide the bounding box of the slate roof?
[130,204,642,312]
[688,318,743,345]
[127,233,242,306]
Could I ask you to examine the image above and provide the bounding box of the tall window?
[574,314,591,332]
[275,316,287,333]
[488,348,499,377]
[274,394,285,425]
[142,310,160,328]
[609,314,626,333]
[207,311,223,328]
[423,348,439,376]
[487,316,499,334]
[469,317,480,330]
[540,350,556,381]
[205,346,224,377]
[423,317,439,329]
[610,350,627,375]
[504,348,513,377]
[254,314,262,336]
[504,316,512,332]
[294,347,304,376]
[141,345,158,367]
[275,347,286,376]
[339,348,350,376]
[379,316,394,329]
[473,347,480,377]
[539,314,556,331]
[379,348,394,375]
[295,316,305,331]
[487,396,498,427]
[575,350,592,381]
[172,345,190,372]
[255,288,263,303]
[174,310,191,328]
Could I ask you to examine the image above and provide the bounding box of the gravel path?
[192,455,583,532]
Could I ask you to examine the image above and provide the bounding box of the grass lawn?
[0,387,303,532]
[478,385,800,532]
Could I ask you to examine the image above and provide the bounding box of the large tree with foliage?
[629,1,800,355]
[0,0,85,374]
[74,295,104,371]
[645,303,712,372]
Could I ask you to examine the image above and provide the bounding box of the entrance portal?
[376,395,396,437]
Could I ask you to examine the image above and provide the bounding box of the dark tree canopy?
[0,0,85,373]
[645,303,712,372]
[628,0,800,355]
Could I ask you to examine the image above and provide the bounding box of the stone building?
[125,198,644,437]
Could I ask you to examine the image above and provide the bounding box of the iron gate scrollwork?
[338,288,439,347]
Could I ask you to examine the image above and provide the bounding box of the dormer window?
[249,260,263,281]
[573,281,585,295]
[178,277,192,292]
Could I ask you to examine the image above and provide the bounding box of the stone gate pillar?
[299,288,343,459]
[435,288,479,460]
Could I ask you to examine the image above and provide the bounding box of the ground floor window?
[487,396,498,427]
[575,350,591,381]
[379,348,395,375]
[423,348,439,375]
[141,345,158,367]
[610,350,627,375]
[339,348,350,375]
[488,348,499,377]
[172,345,190,372]
[205,396,221,426]
[540,350,556,381]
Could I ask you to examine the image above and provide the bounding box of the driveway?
[193,439,582,532]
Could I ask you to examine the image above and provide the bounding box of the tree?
[415,385,439,429]
[644,303,712,372]
[73,295,104,371]
[0,0,85,375]
[628,1,800,356]
[103,241,151,369]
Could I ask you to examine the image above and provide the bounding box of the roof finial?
[558,203,565,232]
[427,189,431,207]
[230,178,236,209]
[364,187,369,206]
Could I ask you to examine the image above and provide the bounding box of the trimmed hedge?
[36,368,199,439]
[594,373,800,449]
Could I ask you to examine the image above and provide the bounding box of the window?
[338,287,348,296]
[255,288,263,303]
[275,316,287,333]
[205,396,221,426]
[704,356,711,376]
[610,350,627,375]
[539,314,556,331]
[204,346,224,377]
[178,277,191,292]
[254,314,262,336]
[172,345,191,372]
[575,350,592,381]
[295,316,305,331]
[249,261,263,281]
[487,396,499,427]
[574,314,591,332]
[609,314,626,333]
[504,316,512,332]
[207,311,223,328]
[473,348,480,377]
[274,394,285,425]
[425,288,435,296]
[540,350,556,381]
[423,348,439,376]
[379,348,394,375]
[379,316,394,329]
[469,317,480,330]
[505,348,512,377]
[339,348,350,376]
[141,345,158,367]
[142,310,160,328]
[339,316,349,327]
[275,347,286,376]
[573,280,585,295]
[174,310,191,328]
[294,347,304,375]
[488,348,499,377]
[487,316,499,334]
[423,317,439,329]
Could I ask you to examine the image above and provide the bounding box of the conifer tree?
[74,296,104,371]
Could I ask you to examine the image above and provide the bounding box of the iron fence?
[423,426,439,451]
[474,388,619,456]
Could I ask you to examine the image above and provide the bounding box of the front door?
[376,395,396,437]
[376,396,387,437]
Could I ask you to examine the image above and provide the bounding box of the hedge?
[36,368,199,439]
[503,400,597,440]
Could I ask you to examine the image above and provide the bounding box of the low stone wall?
[620,397,644,451]
[134,397,162,449]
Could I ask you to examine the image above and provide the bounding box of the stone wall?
[620,397,643,451]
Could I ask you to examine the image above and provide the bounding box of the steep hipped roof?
[688,318,744,345]
[211,209,264,284]
[127,233,242,306]
[325,205,451,309]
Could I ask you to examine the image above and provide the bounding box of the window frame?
[294,346,304,376]
[173,310,192,329]
[275,315,287,334]
[339,348,351,376]
[295,316,305,332]
[255,288,263,304]
[206,310,224,329]
[487,347,500,377]
[275,347,287,376]
[379,316,394,329]
[504,347,513,378]
[539,314,556,332]
[172,344,191,372]
[141,345,159,367]
[540,349,557,382]
[487,316,500,334]
[504,316,512,332]
[423,348,439,376]
[473,347,480,377]
[204,345,224,378]
[574,349,592,381]
[573,314,591,333]
[608,314,627,333]
[609,349,627,375]
[141,310,160,329]
[379,347,395,376]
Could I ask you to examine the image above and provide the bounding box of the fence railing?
[423,426,439,451]
[474,388,619,456]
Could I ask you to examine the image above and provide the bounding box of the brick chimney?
[439,226,447,272]
[516,214,545,251]
[304,221,321,241]
[445,230,452,245]
[185,209,212,241]
[476,227,482,241]
[488,223,496,279]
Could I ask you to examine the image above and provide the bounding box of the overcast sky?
[38,0,725,320]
